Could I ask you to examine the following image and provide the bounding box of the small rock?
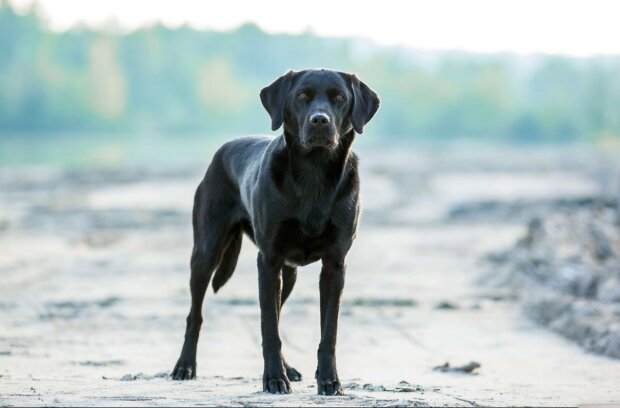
[435,301,458,310]
[433,361,480,374]
[362,383,386,391]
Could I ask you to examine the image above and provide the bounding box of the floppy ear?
[260,71,294,131]
[349,74,380,134]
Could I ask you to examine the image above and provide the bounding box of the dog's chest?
[274,213,338,267]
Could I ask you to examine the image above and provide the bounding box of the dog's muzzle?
[303,112,337,148]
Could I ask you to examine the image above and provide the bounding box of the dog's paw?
[317,378,344,396]
[263,371,292,394]
[284,362,302,382]
[171,357,196,380]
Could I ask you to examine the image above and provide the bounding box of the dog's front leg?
[316,257,346,396]
[257,252,291,394]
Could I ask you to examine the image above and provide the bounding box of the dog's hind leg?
[172,181,236,380]
[281,265,297,306]
[171,244,218,380]
[279,265,302,381]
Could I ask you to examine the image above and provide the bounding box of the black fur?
[171,69,380,396]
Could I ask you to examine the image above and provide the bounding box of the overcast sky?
[11,0,620,56]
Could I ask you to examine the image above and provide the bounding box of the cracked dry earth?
[1,146,620,406]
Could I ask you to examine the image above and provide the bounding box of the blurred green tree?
[0,1,619,143]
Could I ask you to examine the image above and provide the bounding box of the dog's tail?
[211,228,242,293]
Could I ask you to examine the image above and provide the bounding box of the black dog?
[171,69,379,395]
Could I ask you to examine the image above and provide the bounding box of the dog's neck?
[276,130,356,236]
[282,130,355,200]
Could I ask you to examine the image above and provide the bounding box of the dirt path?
[1,148,619,406]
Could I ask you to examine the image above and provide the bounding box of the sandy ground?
[1,146,619,406]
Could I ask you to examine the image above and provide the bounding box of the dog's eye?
[297,92,309,101]
[333,94,345,102]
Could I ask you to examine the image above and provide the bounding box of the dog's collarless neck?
[280,131,354,198]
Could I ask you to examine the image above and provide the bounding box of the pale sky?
[12,0,620,56]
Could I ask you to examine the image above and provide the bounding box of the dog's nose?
[309,112,330,126]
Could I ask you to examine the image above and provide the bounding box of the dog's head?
[260,69,380,150]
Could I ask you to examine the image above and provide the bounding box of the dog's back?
[193,135,274,292]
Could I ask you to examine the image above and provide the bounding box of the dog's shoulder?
[218,135,273,156]
[266,137,289,191]
[210,135,276,186]
[347,150,359,173]
[334,150,360,200]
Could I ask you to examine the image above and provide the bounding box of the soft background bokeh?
[1,0,620,167]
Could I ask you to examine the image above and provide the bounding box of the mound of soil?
[487,200,620,359]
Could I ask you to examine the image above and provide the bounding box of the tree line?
[1,1,619,143]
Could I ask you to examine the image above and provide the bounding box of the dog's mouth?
[302,138,339,150]
[301,129,339,150]
[305,138,338,149]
